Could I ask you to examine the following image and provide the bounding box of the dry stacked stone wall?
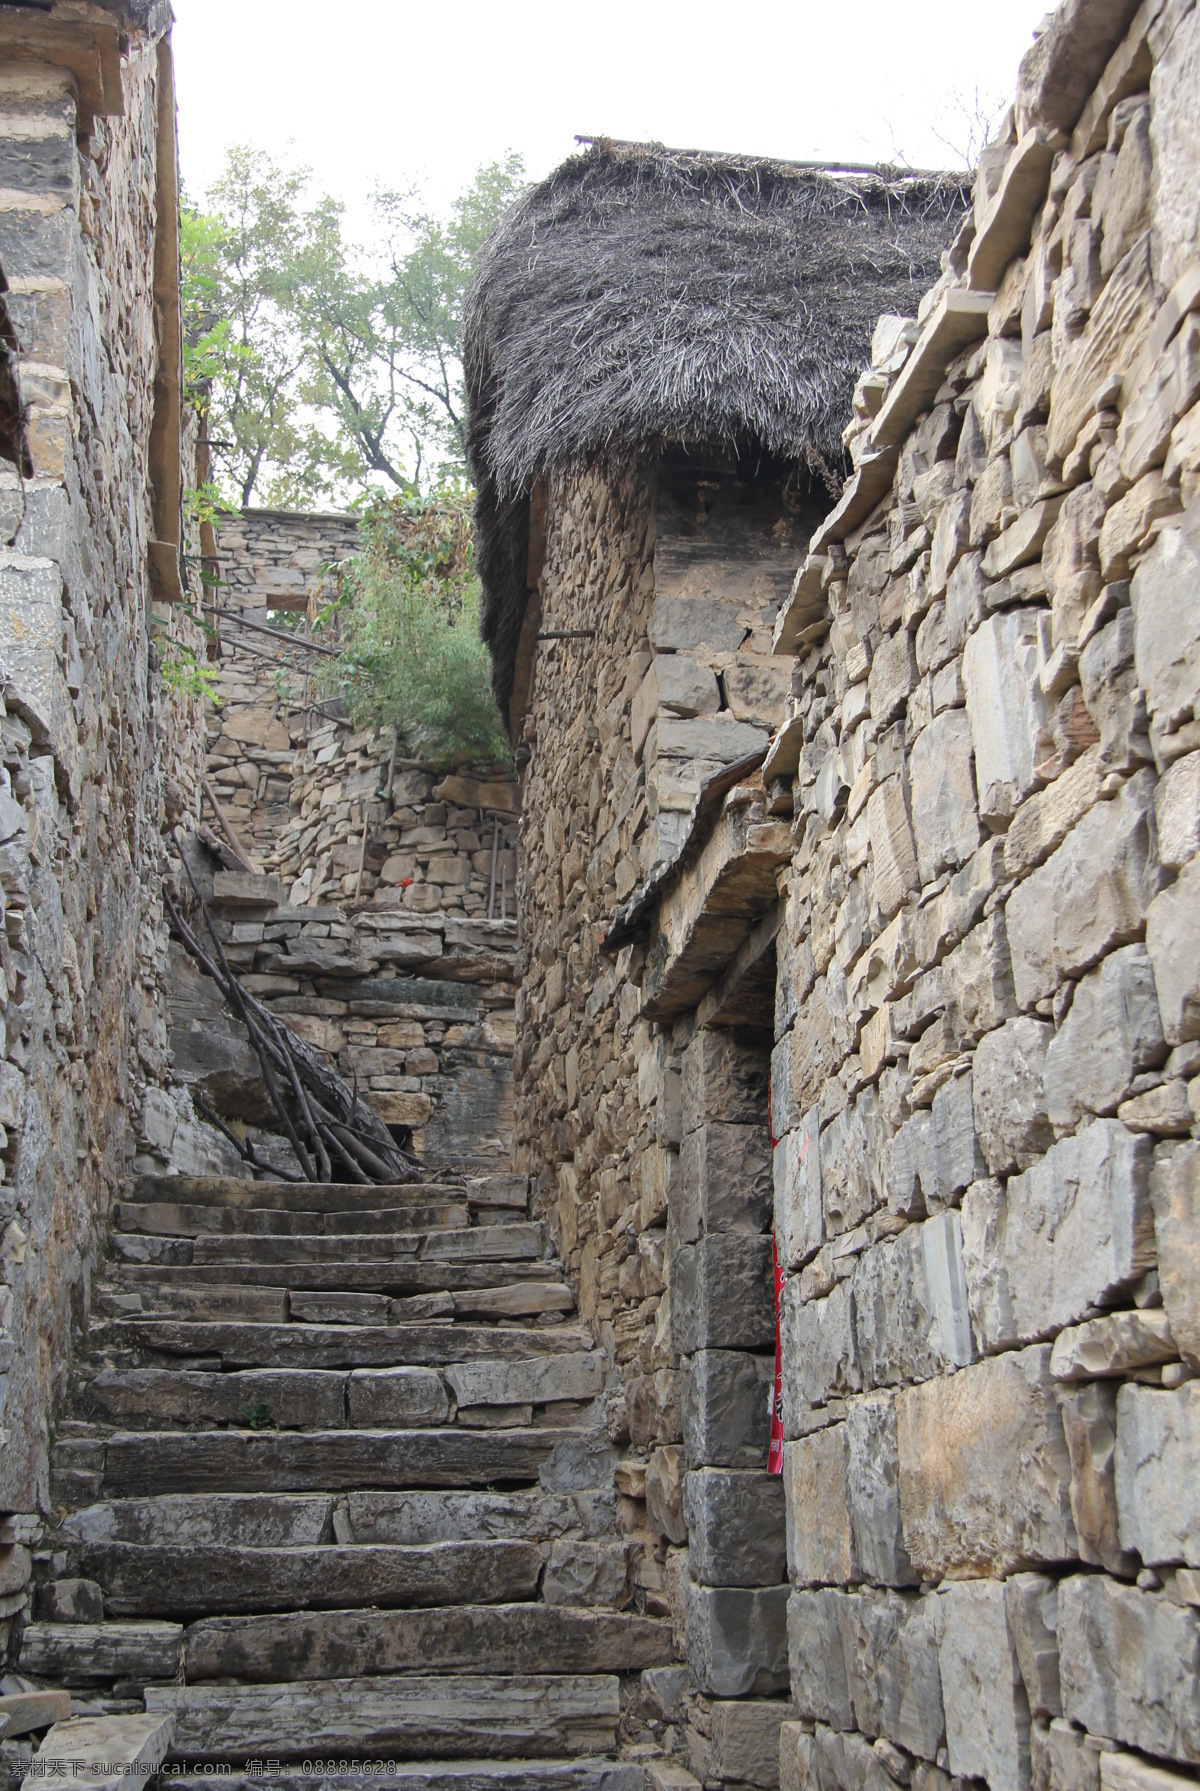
[514,458,815,1728]
[769,4,1200,1789]
[0,21,207,1599]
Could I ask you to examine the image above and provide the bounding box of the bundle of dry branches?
[164,862,418,1186]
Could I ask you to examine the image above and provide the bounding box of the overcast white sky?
[171,0,1052,223]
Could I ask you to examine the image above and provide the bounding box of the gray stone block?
[938,1578,1031,1791]
[780,1722,813,1791]
[681,1029,770,1132]
[784,1430,855,1588]
[542,1540,629,1608]
[788,1587,854,1729]
[926,1074,987,1207]
[1132,525,1200,735]
[845,1393,917,1588]
[1146,856,1200,1047]
[1061,1381,1132,1576]
[910,707,981,884]
[685,1578,789,1697]
[844,1589,945,1761]
[1044,945,1167,1130]
[775,1110,823,1271]
[820,1091,885,1235]
[682,1349,774,1469]
[782,1278,859,1430]
[685,1468,786,1588]
[1058,1574,1200,1764]
[646,1444,687,1546]
[1149,1140,1200,1369]
[812,1727,896,1791]
[851,1212,975,1391]
[672,1235,775,1354]
[972,1017,1055,1174]
[964,607,1046,826]
[708,1699,789,1789]
[1006,770,1166,1010]
[961,1119,1155,1351]
[676,1121,773,1244]
[896,1345,1077,1577]
[1116,1381,1200,1568]
[1005,1573,1062,1719]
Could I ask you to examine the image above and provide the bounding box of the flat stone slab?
[22,1714,174,1791]
[98,1428,578,1495]
[162,1765,641,1791]
[16,1622,183,1686]
[117,1260,557,1293]
[144,1675,619,1762]
[78,1541,542,1617]
[87,1368,348,1430]
[62,1495,335,1550]
[0,1690,70,1739]
[115,1199,469,1237]
[106,1321,588,1369]
[183,1602,674,1681]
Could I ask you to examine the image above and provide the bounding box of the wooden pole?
[354,813,370,901]
[202,776,260,873]
[487,816,500,920]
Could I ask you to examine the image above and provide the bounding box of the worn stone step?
[183,1602,674,1680]
[113,1260,557,1294]
[187,1223,546,1267]
[345,1488,616,1545]
[92,1427,583,1495]
[62,1495,335,1549]
[77,1541,543,1617]
[30,1712,175,1791]
[159,1760,640,1791]
[98,1286,290,1323]
[127,1176,528,1214]
[17,1621,183,1686]
[143,1674,619,1761]
[116,1200,470,1238]
[97,1321,588,1370]
[86,1369,348,1430]
[451,1284,574,1319]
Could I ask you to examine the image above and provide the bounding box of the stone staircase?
[20,1168,674,1788]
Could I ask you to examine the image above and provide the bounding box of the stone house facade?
[468,6,1200,1788]
[0,0,208,1575]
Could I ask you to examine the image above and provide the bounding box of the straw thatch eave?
[464,140,968,723]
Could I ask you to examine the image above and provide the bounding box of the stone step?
[17,1621,183,1686]
[143,1674,619,1762]
[60,1487,617,1552]
[158,1760,641,1791]
[62,1495,336,1549]
[84,1354,605,1430]
[77,1426,590,1496]
[187,1223,546,1266]
[97,1286,290,1324]
[182,1602,674,1681]
[127,1175,529,1213]
[75,1540,543,1617]
[96,1320,589,1370]
[111,1260,558,1295]
[116,1200,470,1238]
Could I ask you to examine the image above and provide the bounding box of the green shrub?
[318,490,511,769]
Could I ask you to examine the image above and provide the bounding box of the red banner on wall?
[769,1231,785,1475]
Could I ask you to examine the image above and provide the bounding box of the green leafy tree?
[317,491,510,767]
[287,154,526,489]
[182,149,525,504]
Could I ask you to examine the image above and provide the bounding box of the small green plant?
[239,1400,273,1431]
[157,639,219,703]
[318,490,511,768]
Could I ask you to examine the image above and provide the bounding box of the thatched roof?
[464,140,968,720]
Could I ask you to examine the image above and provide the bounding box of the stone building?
[467,5,1200,1787]
[0,0,207,1540]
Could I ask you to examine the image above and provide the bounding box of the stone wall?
[513,455,823,1744]
[0,9,206,1595]
[768,3,1200,1789]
